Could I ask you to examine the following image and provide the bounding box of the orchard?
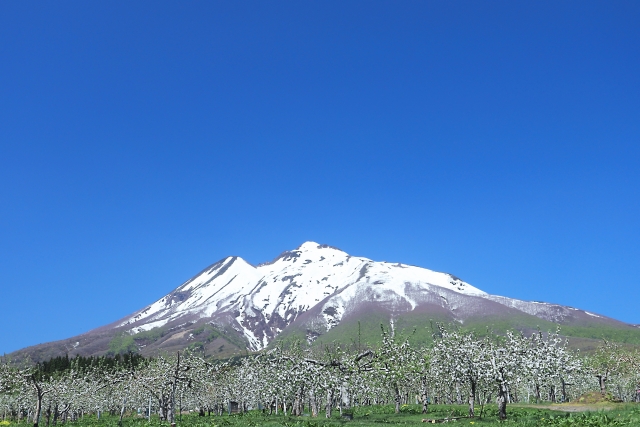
[1,326,639,426]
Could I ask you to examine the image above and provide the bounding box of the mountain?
[10,242,640,362]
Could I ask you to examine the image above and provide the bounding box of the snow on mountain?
[10,241,636,364]
[112,242,621,351]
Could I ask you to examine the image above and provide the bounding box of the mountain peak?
[296,241,321,251]
[295,241,346,254]
[9,241,637,362]
[114,241,495,350]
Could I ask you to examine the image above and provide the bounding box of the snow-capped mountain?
[11,242,637,362]
[111,242,625,351]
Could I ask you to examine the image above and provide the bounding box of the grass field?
[5,404,640,427]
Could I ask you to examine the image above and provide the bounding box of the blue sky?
[1,1,639,355]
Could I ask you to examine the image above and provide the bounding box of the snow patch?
[110,241,616,351]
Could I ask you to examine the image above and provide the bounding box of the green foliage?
[191,325,210,336]
[460,314,640,349]
[23,405,640,427]
[577,392,620,404]
[560,325,640,346]
[541,410,640,426]
[187,341,205,352]
[278,308,640,356]
[35,352,146,378]
[198,324,250,351]
[398,403,421,414]
[461,314,558,337]
[132,327,166,343]
[108,334,138,355]
[127,324,251,356]
[296,312,451,351]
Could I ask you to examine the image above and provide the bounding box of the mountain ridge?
[8,242,640,363]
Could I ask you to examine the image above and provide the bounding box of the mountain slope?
[113,242,489,350]
[9,242,640,362]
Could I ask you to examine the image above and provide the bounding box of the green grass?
[108,334,138,355]
[558,324,640,347]
[273,309,640,356]
[7,404,640,427]
[275,311,453,352]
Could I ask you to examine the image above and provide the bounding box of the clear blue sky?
[1,1,639,355]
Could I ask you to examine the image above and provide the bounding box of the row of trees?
[2,326,639,425]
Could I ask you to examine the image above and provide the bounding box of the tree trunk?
[496,384,508,421]
[45,404,51,427]
[31,378,45,427]
[341,381,350,412]
[394,383,401,414]
[597,374,607,395]
[169,352,180,425]
[468,380,476,417]
[325,389,333,418]
[310,390,318,417]
[33,397,41,427]
[118,398,126,427]
[293,388,301,416]
[421,376,429,414]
